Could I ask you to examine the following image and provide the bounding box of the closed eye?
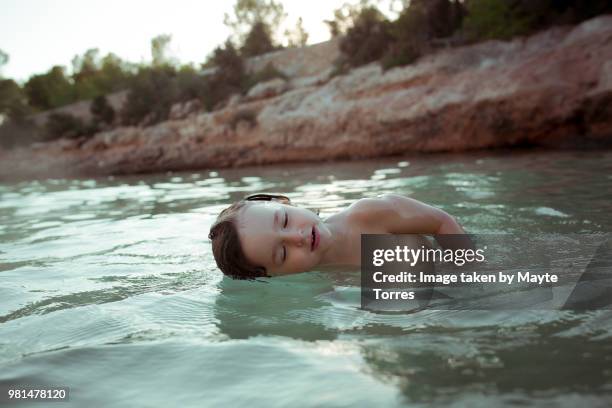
[282,246,287,262]
[283,211,288,228]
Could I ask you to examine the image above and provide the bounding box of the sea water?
[1,149,611,407]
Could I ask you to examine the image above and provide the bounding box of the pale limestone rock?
[2,16,612,179]
[169,99,203,120]
[246,78,288,100]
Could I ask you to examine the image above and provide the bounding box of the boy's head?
[209,193,329,279]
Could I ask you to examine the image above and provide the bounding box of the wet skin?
[237,201,339,276]
[236,194,467,277]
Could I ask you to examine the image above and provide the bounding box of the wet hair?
[208,193,292,279]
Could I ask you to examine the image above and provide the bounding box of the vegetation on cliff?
[0,0,289,147]
[1,0,611,148]
[335,0,612,71]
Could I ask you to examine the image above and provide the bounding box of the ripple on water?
[535,206,570,217]
[0,337,405,407]
[1,151,612,406]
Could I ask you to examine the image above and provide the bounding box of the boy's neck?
[318,215,355,267]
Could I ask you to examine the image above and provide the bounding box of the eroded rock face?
[246,78,289,100]
[169,99,203,120]
[2,16,612,180]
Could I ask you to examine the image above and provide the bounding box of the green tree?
[241,21,277,57]
[205,41,247,109]
[119,61,214,125]
[0,49,36,149]
[284,17,309,47]
[324,0,374,37]
[566,0,612,22]
[45,112,86,140]
[381,3,429,69]
[380,0,465,70]
[72,48,102,100]
[69,49,135,102]
[224,0,287,48]
[0,49,29,120]
[97,52,134,91]
[462,0,534,40]
[24,66,74,110]
[176,64,208,102]
[417,0,465,39]
[151,34,174,67]
[120,65,179,125]
[90,95,115,125]
[72,48,100,79]
[495,0,612,33]
[0,79,30,119]
[338,6,393,67]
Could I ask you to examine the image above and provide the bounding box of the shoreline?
[1,15,611,181]
[1,147,609,183]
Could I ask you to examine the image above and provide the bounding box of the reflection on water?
[1,149,612,407]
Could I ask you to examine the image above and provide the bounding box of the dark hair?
[208,193,291,279]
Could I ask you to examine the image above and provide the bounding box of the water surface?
[1,149,611,407]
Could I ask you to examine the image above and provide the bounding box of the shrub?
[24,66,74,111]
[462,0,534,41]
[203,42,248,110]
[120,66,179,125]
[0,78,31,120]
[328,62,351,79]
[284,17,309,47]
[90,95,115,125]
[336,1,466,71]
[418,0,466,39]
[22,51,135,111]
[381,4,429,70]
[381,0,465,70]
[508,0,612,32]
[45,113,86,140]
[241,21,277,57]
[246,62,286,90]
[176,65,209,102]
[118,63,214,125]
[223,0,287,52]
[567,0,612,23]
[338,7,393,68]
[324,1,371,38]
[380,43,423,71]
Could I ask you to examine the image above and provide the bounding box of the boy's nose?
[284,229,307,247]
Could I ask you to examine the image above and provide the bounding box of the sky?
[0,0,396,82]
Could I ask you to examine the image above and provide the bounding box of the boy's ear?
[245,193,291,205]
[272,196,291,205]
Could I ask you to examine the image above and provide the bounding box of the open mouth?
[310,225,314,251]
[311,225,318,251]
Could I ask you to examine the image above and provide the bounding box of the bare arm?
[351,194,472,249]
[355,194,465,234]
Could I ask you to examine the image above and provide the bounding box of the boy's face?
[236,201,331,276]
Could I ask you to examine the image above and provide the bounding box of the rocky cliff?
[1,16,611,180]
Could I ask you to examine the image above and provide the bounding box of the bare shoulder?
[348,194,409,211]
[344,194,457,234]
[346,195,402,223]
